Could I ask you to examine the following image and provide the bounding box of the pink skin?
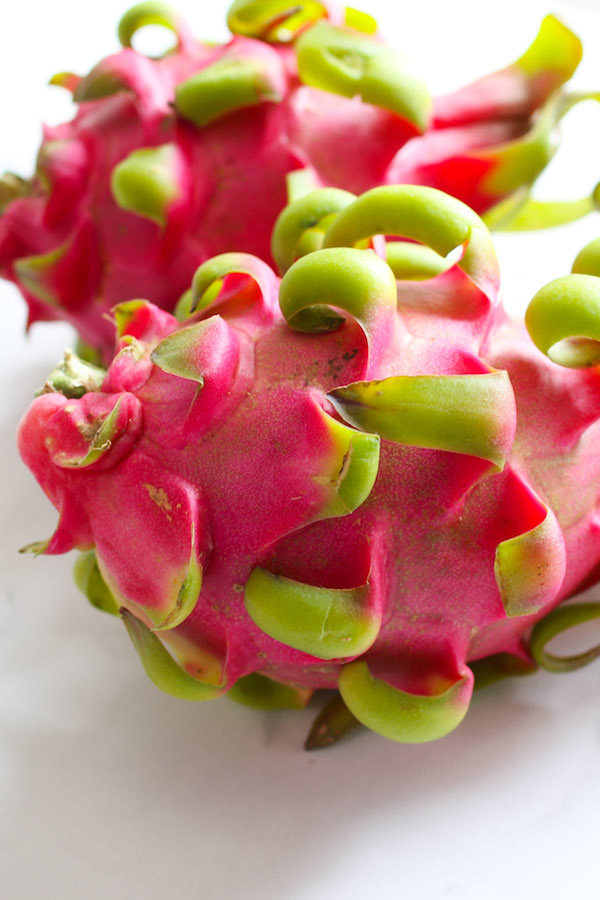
[17,251,600,699]
[1,17,577,359]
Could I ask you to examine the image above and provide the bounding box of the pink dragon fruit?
[1,1,593,360]
[17,185,600,747]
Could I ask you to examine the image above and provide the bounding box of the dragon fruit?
[1,0,594,360]
[17,185,600,747]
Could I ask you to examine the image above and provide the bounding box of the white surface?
[2,1,600,898]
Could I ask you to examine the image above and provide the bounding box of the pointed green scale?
[271,187,357,273]
[516,14,582,81]
[485,192,599,233]
[14,243,67,308]
[338,661,474,743]
[278,246,397,336]
[244,568,382,660]
[175,57,283,128]
[323,185,498,295]
[525,274,600,368]
[494,510,564,618]
[111,144,181,226]
[152,542,203,631]
[74,64,129,102]
[49,71,81,93]
[316,407,380,517]
[480,95,558,198]
[482,90,600,221]
[529,602,600,673]
[295,22,431,131]
[150,320,212,385]
[328,371,514,470]
[73,550,120,616]
[121,609,223,700]
[228,673,310,709]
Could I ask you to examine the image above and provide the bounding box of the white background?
[1,1,600,898]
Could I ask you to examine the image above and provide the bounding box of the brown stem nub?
[304,691,362,750]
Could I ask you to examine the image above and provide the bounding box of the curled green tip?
[111,144,181,226]
[529,602,600,672]
[271,188,357,273]
[526,274,600,368]
[572,237,600,278]
[323,185,497,294]
[190,252,273,312]
[175,56,283,128]
[338,662,474,743]
[278,246,397,338]
[305,692,362,750]
[121,608,223,700]
[227,0,327,42]
[118,2,188,49]
[295,21,431,131]
[244,567,381,660]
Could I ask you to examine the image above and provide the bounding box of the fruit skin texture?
[17,186,600,744]
[0,3,584,359]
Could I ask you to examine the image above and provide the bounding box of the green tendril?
[529,603,600,673]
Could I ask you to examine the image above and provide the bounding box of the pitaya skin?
[0,1,591,360]
[17,185,600,746]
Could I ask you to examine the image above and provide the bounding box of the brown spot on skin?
[143,484,173,520]
[78,419,104,443]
